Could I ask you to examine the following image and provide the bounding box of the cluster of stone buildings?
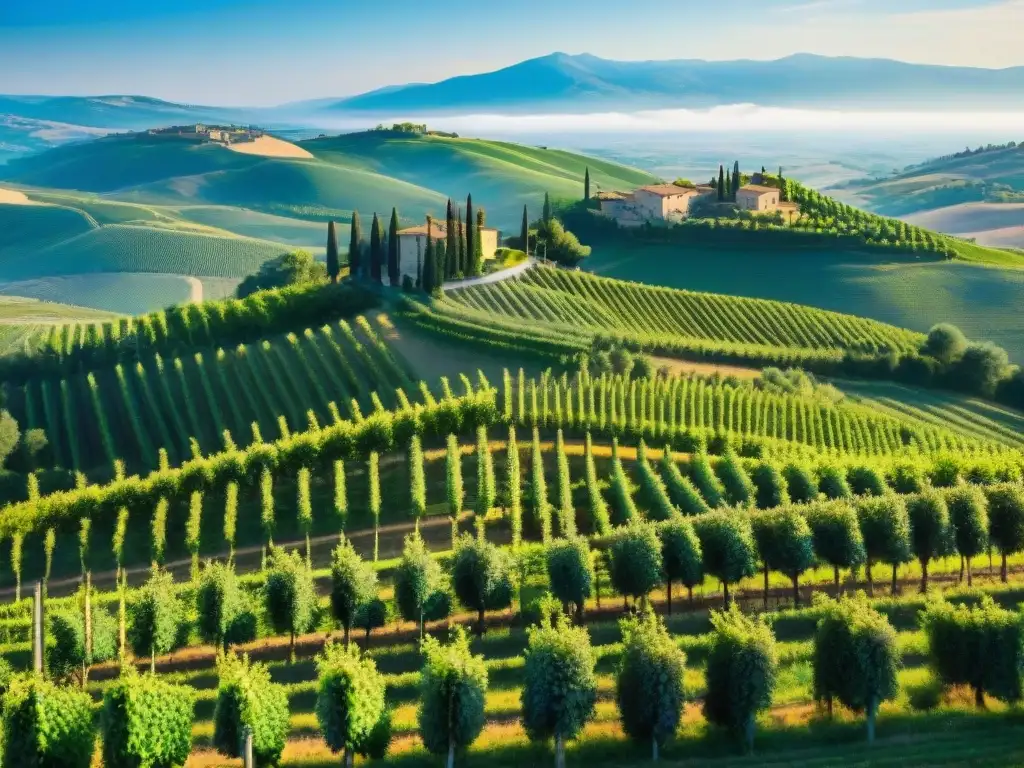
[148,124,263,145]
[597,182,799,227]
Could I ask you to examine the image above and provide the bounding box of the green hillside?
[0,202,97,251]
[302,131,661,225]
[0,274,200,315]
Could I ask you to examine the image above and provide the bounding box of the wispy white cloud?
[773,0,862,15]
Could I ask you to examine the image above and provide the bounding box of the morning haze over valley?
[1,1,1024,766]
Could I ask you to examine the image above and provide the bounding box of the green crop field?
[0,201,97,251]
[0,273,200,315]
[584,243,1024,363]
[169,205,341,247]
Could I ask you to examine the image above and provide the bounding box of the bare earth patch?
[227,135,313,159]
[651,355,761,380]
[0,188,38,205]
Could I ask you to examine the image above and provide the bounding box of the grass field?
[0,273,200,314]
[584,243,1024,363]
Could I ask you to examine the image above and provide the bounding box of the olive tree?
[546,537,594,621]
[521,614,598,768]
[607,519,663,610]
[751,506,815,608]
[450,534,515,637]
[213,653,289,767]
[692,511,757,608]
[805,501,865,594]
[128,569,182,672]
[101,667,195,768]
[658,517,702,612]
[418,628,488,768]
[315,642,390,768]
[921,597,1024,708]
[703,605,777,753]
[812,595,900,741]
[945,486,989,586]
[855,495,912,596]
[330,535,378,648]
[263,547,317,662]
[616,612,688,761]
[906,491,952,592]
[985,484,1024,582]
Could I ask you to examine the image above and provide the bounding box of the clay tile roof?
[595,191,627,200]
[738,184,779,196]
[638,184,697,197]
[397,223,447,238]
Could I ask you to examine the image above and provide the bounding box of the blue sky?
[1,0,1022,105]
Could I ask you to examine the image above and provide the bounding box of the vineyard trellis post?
[243,726,254,768]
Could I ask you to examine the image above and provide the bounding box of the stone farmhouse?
[597,184,716,226]
[396,221,500,283]
[736,184,801,221]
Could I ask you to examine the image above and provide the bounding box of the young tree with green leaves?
[717,450,755,507]
[554,429,575,537]
[546,537,594,622]
[906,491,952,592]
[465,195,475,272]
[521,613,598,768]
[985,484,1024,582]
[945,486,988,585]
[330,535,378,649]
[326,220,340,284]
[395,533,444,638]
[693,511,758,608]
[446,434,464,547]
[855,495,912,596]
[584,433,611,535]
[315,642,389,768]
[475,425,495,537]
[506,426,523,546]
[530,427,552,543]
[805,501,866,594]
[817,463,853,500]
[264,547,317,662]
[213,653,289,767]
[616,612,688,761]
[419,628,488,768]
[690,452,726,508]
[2,677,95,768]
[703,605,777,754]
[451,534,515,637]
[128,569,182,673]
[751,506,815,608]
[661,449,710,515]
[782,462,819,504]
[607,519,663,610]
[520,205,530,255]
[812,595,900,742]
[408,435,427,529]
[348,210,362,279]
[659,518,702,612]
[750,461,790,510]
[101,667,195,768]
[388,208,400,286]
[197,561,245,651]
[368,452,381,561]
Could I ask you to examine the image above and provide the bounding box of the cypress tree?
[465,195,475,277]
[584,167,590,200]
[422,216,436,294]
[369,213,383,283]
[387,208,400,286]
[520,205,529,255]
[456,209,465,276]
[348,211,362,279]
[732,160,740,198]
[470,210,484,276]
[717,166,725,202]
[445,199,457,279]
[326,220,340,284]
[778,167,786,201]
[542,192,552,222]
[435,237,447,287]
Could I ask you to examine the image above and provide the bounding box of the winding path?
[443,257,537,290]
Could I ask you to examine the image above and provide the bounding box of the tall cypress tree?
[445,199,457,279]
[422,216,436,294]
[470,209,484,276]
[325,221,340,284]
[778,167,787,201]
[717,166,725,202]
[732,160,741,199]
[348,211,362,279]
[369,213,382,283]
[520,205,529,254]
[436,237,447,286]
[584,167,590,200]
[465,195,475,277]
[387,207,400,286]
[542,192,552,222]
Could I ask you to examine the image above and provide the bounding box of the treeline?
[907,141,1022,167]
[0,281,378,386]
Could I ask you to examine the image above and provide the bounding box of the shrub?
[315,642,389,766]
[926,456,959,489]
[812,595,900,742]
[128,569,182,671]
[890,461,927,493]
[395,533,446,636]
[751,507,814,608]
[658,517,703,612]
[805,501,865,593]
[703,605,777,753]
[817,463,852,500]
[545,537,594,621]
[921,323,967,364]
[197,561,245,650]
[782,462,818,504]
[101,668,195,768]
[693,511,757,607]
[521,614,598,766]
[46,609,89,682]
[616,613,687,760]
[921,597,1024,707]
[213,653,289,767]
[450,534,515,636]
[952,342,1010,397]
[945,486,989,586]
[855,495,911,596]
[354,599,388,643]
[1,677,95,768]
[418,628,488,765]
[716,451,755,507]
[906,491,952,592]
[263,547,317,660]
[985,484,1024,582]
[847,465,887,497]
[606,519,663,607]
[330,535,378,648]
[750,461,790,510]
